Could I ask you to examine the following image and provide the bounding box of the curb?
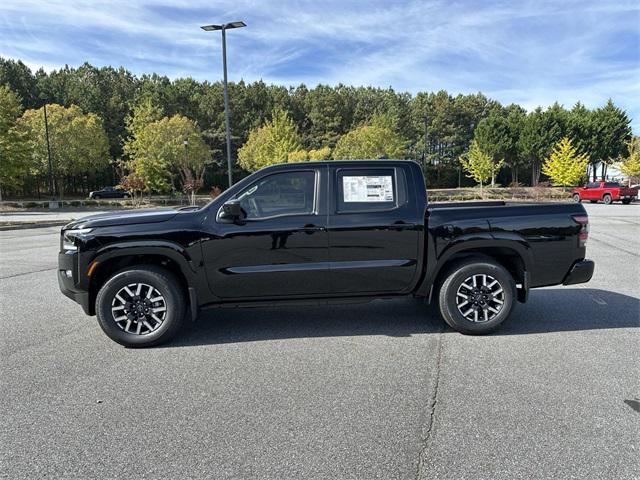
[0,221,70,231]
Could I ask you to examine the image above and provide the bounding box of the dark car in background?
[88,187,131,200]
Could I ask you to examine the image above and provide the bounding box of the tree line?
[0,57,637,199]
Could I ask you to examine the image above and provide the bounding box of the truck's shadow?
[171,288,639,347]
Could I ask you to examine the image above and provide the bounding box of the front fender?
[84,241,203,318]
[94,241,195,270]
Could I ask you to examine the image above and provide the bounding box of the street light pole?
[43,103,55,198]
[220,26,233,189]
[423,113,428,170]
[201,21,246,189]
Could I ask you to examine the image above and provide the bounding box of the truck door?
[327,164,420,295]
[202,166,329,299]
[585,182,600,200]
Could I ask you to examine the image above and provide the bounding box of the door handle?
[389,221,416,231]
[302,224,326,233]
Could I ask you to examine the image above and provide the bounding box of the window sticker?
[342,175,394,202]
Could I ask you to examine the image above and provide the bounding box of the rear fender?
[416,233,533,302]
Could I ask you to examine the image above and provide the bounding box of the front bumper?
[58,252,93,315]
[563,259,595,285]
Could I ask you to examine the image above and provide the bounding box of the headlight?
[62,228,92,251]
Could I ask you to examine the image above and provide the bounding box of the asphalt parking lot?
[1,203,638,479]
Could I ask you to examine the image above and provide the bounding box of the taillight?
[572,214,589,247]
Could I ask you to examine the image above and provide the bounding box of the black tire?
[572,193,581,203]
[123,194,130,199]
[622,199,631,205]
[438,259,516,335]
[93,194,101,200]
[96,266,185,347]
[603,194,612,205]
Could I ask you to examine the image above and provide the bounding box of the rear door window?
[336,167,407,213]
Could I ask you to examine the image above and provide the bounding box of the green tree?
[129,114,210,198]
[474,105,526,185]
[303,84,351,148]
[460,140,503,196]
[474,111,510,186]
[333,114,405,160]
[17,104,109,197]
[238,108,302,171]
[518,106,565,185]
[617,136,640,185]
[590,100,632,180]
[0,86,32,199]
[542,137,589,187]
[0,58,39,108]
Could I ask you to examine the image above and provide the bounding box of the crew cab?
[59,160,594,347]
[572,181,637,204]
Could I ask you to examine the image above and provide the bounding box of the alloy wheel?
[111,283,167,335]
[455,274,505,323]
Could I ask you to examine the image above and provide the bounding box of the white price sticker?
[342,175,394,202]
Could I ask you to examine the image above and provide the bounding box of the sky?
[1,0,639,131]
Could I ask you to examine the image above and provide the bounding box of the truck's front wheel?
[96,266,185,347]
[438,259,516,334]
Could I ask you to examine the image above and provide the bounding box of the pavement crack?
[0,267,57,280]
[415,326,444,480]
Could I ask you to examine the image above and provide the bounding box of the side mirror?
[219,200,246,223]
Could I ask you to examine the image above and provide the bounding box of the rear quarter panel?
[485,204,586,287]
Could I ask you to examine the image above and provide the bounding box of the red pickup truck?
[572,182,638,204]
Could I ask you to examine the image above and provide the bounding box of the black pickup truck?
[59,160,594,347]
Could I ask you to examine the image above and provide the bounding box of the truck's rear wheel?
[438,259,516,334]
[96,266,185,347]
[622,199,631,205]
[603,194,612,205]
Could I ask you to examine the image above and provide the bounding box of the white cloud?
[1,0,638,130]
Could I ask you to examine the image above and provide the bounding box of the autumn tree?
[541,137,588,187]
[238,108,302,171]
[617,136,640,185]
[122,99,167,192]
[460,140,503,196]
[0,86,32,199]
[17,104,109,197]
[128,114,210,200]
[333,114,405,160]
[287,146,332,162]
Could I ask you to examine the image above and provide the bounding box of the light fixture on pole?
[201,21,246,188]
